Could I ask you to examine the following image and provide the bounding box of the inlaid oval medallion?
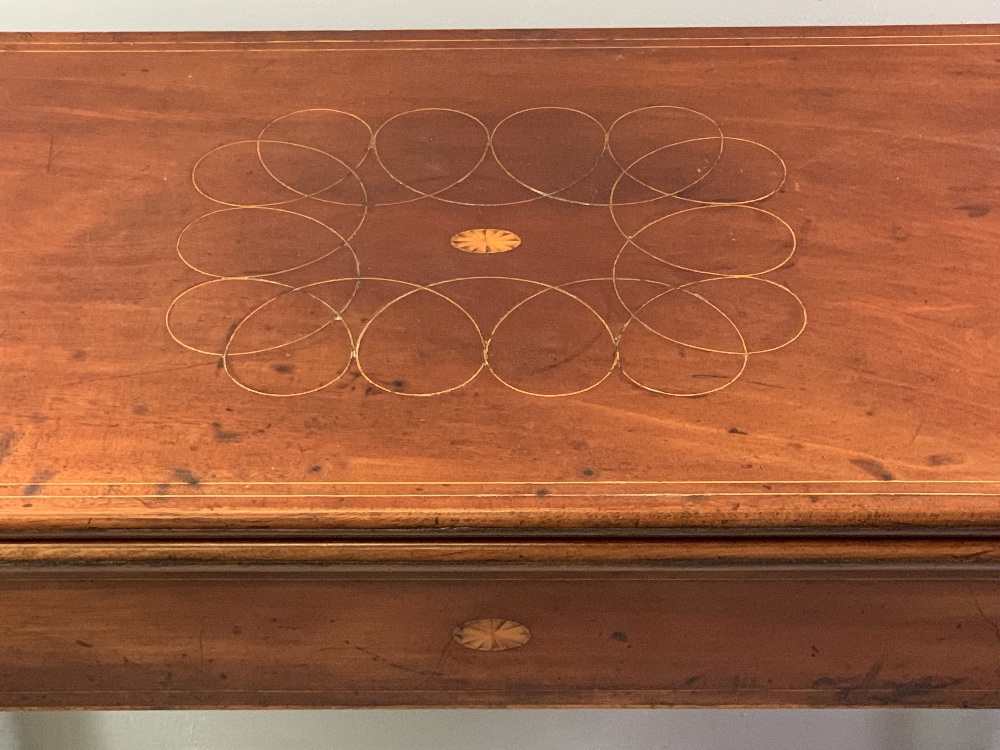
[453,618,531,651]
[450,228,521,254]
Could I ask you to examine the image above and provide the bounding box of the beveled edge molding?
[2,539,1000,571]
[4,482,1000,536]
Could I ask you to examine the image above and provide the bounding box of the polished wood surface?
[2,26,999,536]
[2,26,1000,710]
[5,561,1000,708]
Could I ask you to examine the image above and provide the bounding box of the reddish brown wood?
[4,538,1000,568]
[1,26,1000,708]
[2,26,999,536]
[3,559,1000,708]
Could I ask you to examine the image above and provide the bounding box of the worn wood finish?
[4,559,1000,708]
[4,539,1000,708]
[7,539,1000,568]
[2,26,1000,708]
[2,26,999,536]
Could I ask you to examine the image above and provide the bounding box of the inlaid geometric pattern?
[168,106,804,398]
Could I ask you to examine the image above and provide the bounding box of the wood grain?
[1,26,999,536]
[1,26,1000,709]
[5,539,1000,568]
[3,560,1000,708]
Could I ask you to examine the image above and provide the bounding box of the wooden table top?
[1,26,998,538]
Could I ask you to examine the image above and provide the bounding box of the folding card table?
[1,26,999,708]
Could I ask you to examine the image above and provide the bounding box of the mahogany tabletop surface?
[1,25,998,539]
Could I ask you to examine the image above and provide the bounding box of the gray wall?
[5,709,1000,750]
[0,0,997,30]
[2,1,1000,748]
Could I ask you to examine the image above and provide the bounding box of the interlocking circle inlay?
[169,106,805,398]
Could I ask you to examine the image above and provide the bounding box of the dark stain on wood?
[850,458,895,481]
[927,454,962,466]
[880,676,965,704]
[23,469,55,496]
[172,468,200,486]
[0,431,19,465]
[957,203,990,218]
[888,225,910,242]
[211,422,241,444]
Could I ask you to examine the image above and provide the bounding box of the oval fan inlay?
[450,228,522,254]
[453,618,531,651]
